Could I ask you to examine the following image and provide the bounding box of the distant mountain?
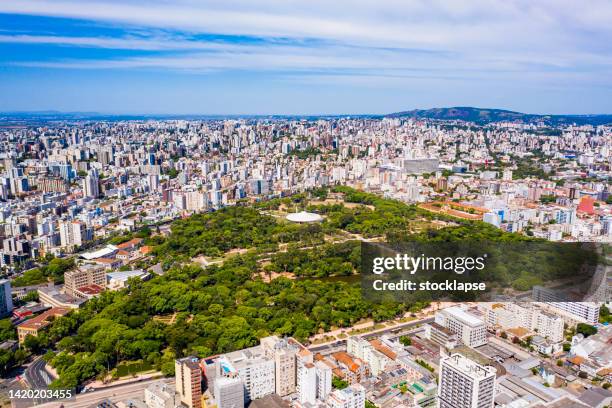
[387,107,612,126]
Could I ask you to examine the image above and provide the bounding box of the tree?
[332,377,348,390]
[399,336,412,346]
[23,335,42,353]
[0,319,16,342]
[577,323,597,338]
[600,305,611,324]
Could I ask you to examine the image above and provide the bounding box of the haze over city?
[1,0,612,114]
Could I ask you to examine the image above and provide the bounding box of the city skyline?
[1,0,612,115]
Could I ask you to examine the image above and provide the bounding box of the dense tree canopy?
[23,186,536,389]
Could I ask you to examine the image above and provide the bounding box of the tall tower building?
[260,336,299,396]
[175,357,202,408]
[213,376,244,408]
[438,354,496,408]
[83,171,100,198]
[0,279,14,318]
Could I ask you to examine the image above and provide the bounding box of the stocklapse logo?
[361,241,609,304]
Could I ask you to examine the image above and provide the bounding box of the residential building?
[144,381,176,408]
[435,306,487,348]
[261,336,299,396]
[214,376,244,408]
[438,353,496,408]
[326,383,366,408]
[175,357,202,408]
[64,264,106,298]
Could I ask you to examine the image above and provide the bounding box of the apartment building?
[261,336,299,396]
[438,353,496,408]
[326,383,366,408]
[532,287,600,325]
[214,376,244,408]
[435,306,487,348]
[221,345,275,402]
[425,322,459,349]
[175,357,202,408]
[144,381,176,408]
[64,264,105,298]
[347,336,396,377]
[297,361,317,405]
[481,303,564,343]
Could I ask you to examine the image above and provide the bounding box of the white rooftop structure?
[80,244,118,260]
[106,269,150,289]
[444,306,484,327]
[286,211,323,223]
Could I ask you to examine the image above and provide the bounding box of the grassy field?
[114,360,153,377]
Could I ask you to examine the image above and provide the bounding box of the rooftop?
[442,353,496,379]
[443,306,484,327]
[285,211,323,223]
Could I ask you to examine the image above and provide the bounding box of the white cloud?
[1,0,611,86]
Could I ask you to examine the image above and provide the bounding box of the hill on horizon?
[387,106,612,126]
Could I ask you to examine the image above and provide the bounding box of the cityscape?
[0,113,608,408]
[0,1,611,408]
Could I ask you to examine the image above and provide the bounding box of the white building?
[435,306,487,348]
[58,220,92,249]
[83,172,100,198]
[214,376,244,408]
[438,354,496,408]
[297,361,317,405]
[316,360,332,401]
[481,303,564,343]
[347,336,397,377]
[326,383,366,408]
[222,346,275,402]
[144,381,176,408]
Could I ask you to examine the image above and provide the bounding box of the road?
[25,357,54,391]
[33,378,174,408]
[308,316,434,354]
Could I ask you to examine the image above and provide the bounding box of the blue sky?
[1,0,611,115]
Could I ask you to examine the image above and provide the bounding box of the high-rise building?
[59,220,93,250]
[315,360,332,402]
[148,174,160,193]
[0,279,14,317]
[261,336,298,396]
[64,264,105,298]
[214,376,244,408]
[83,171,100,198]
[438,354,496,408]
[326,383,365,408]
[220,345,275,402]
[435,306,487,348]
[297,361,317,405]
[175,357,202,408]
[532,287,600,325]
